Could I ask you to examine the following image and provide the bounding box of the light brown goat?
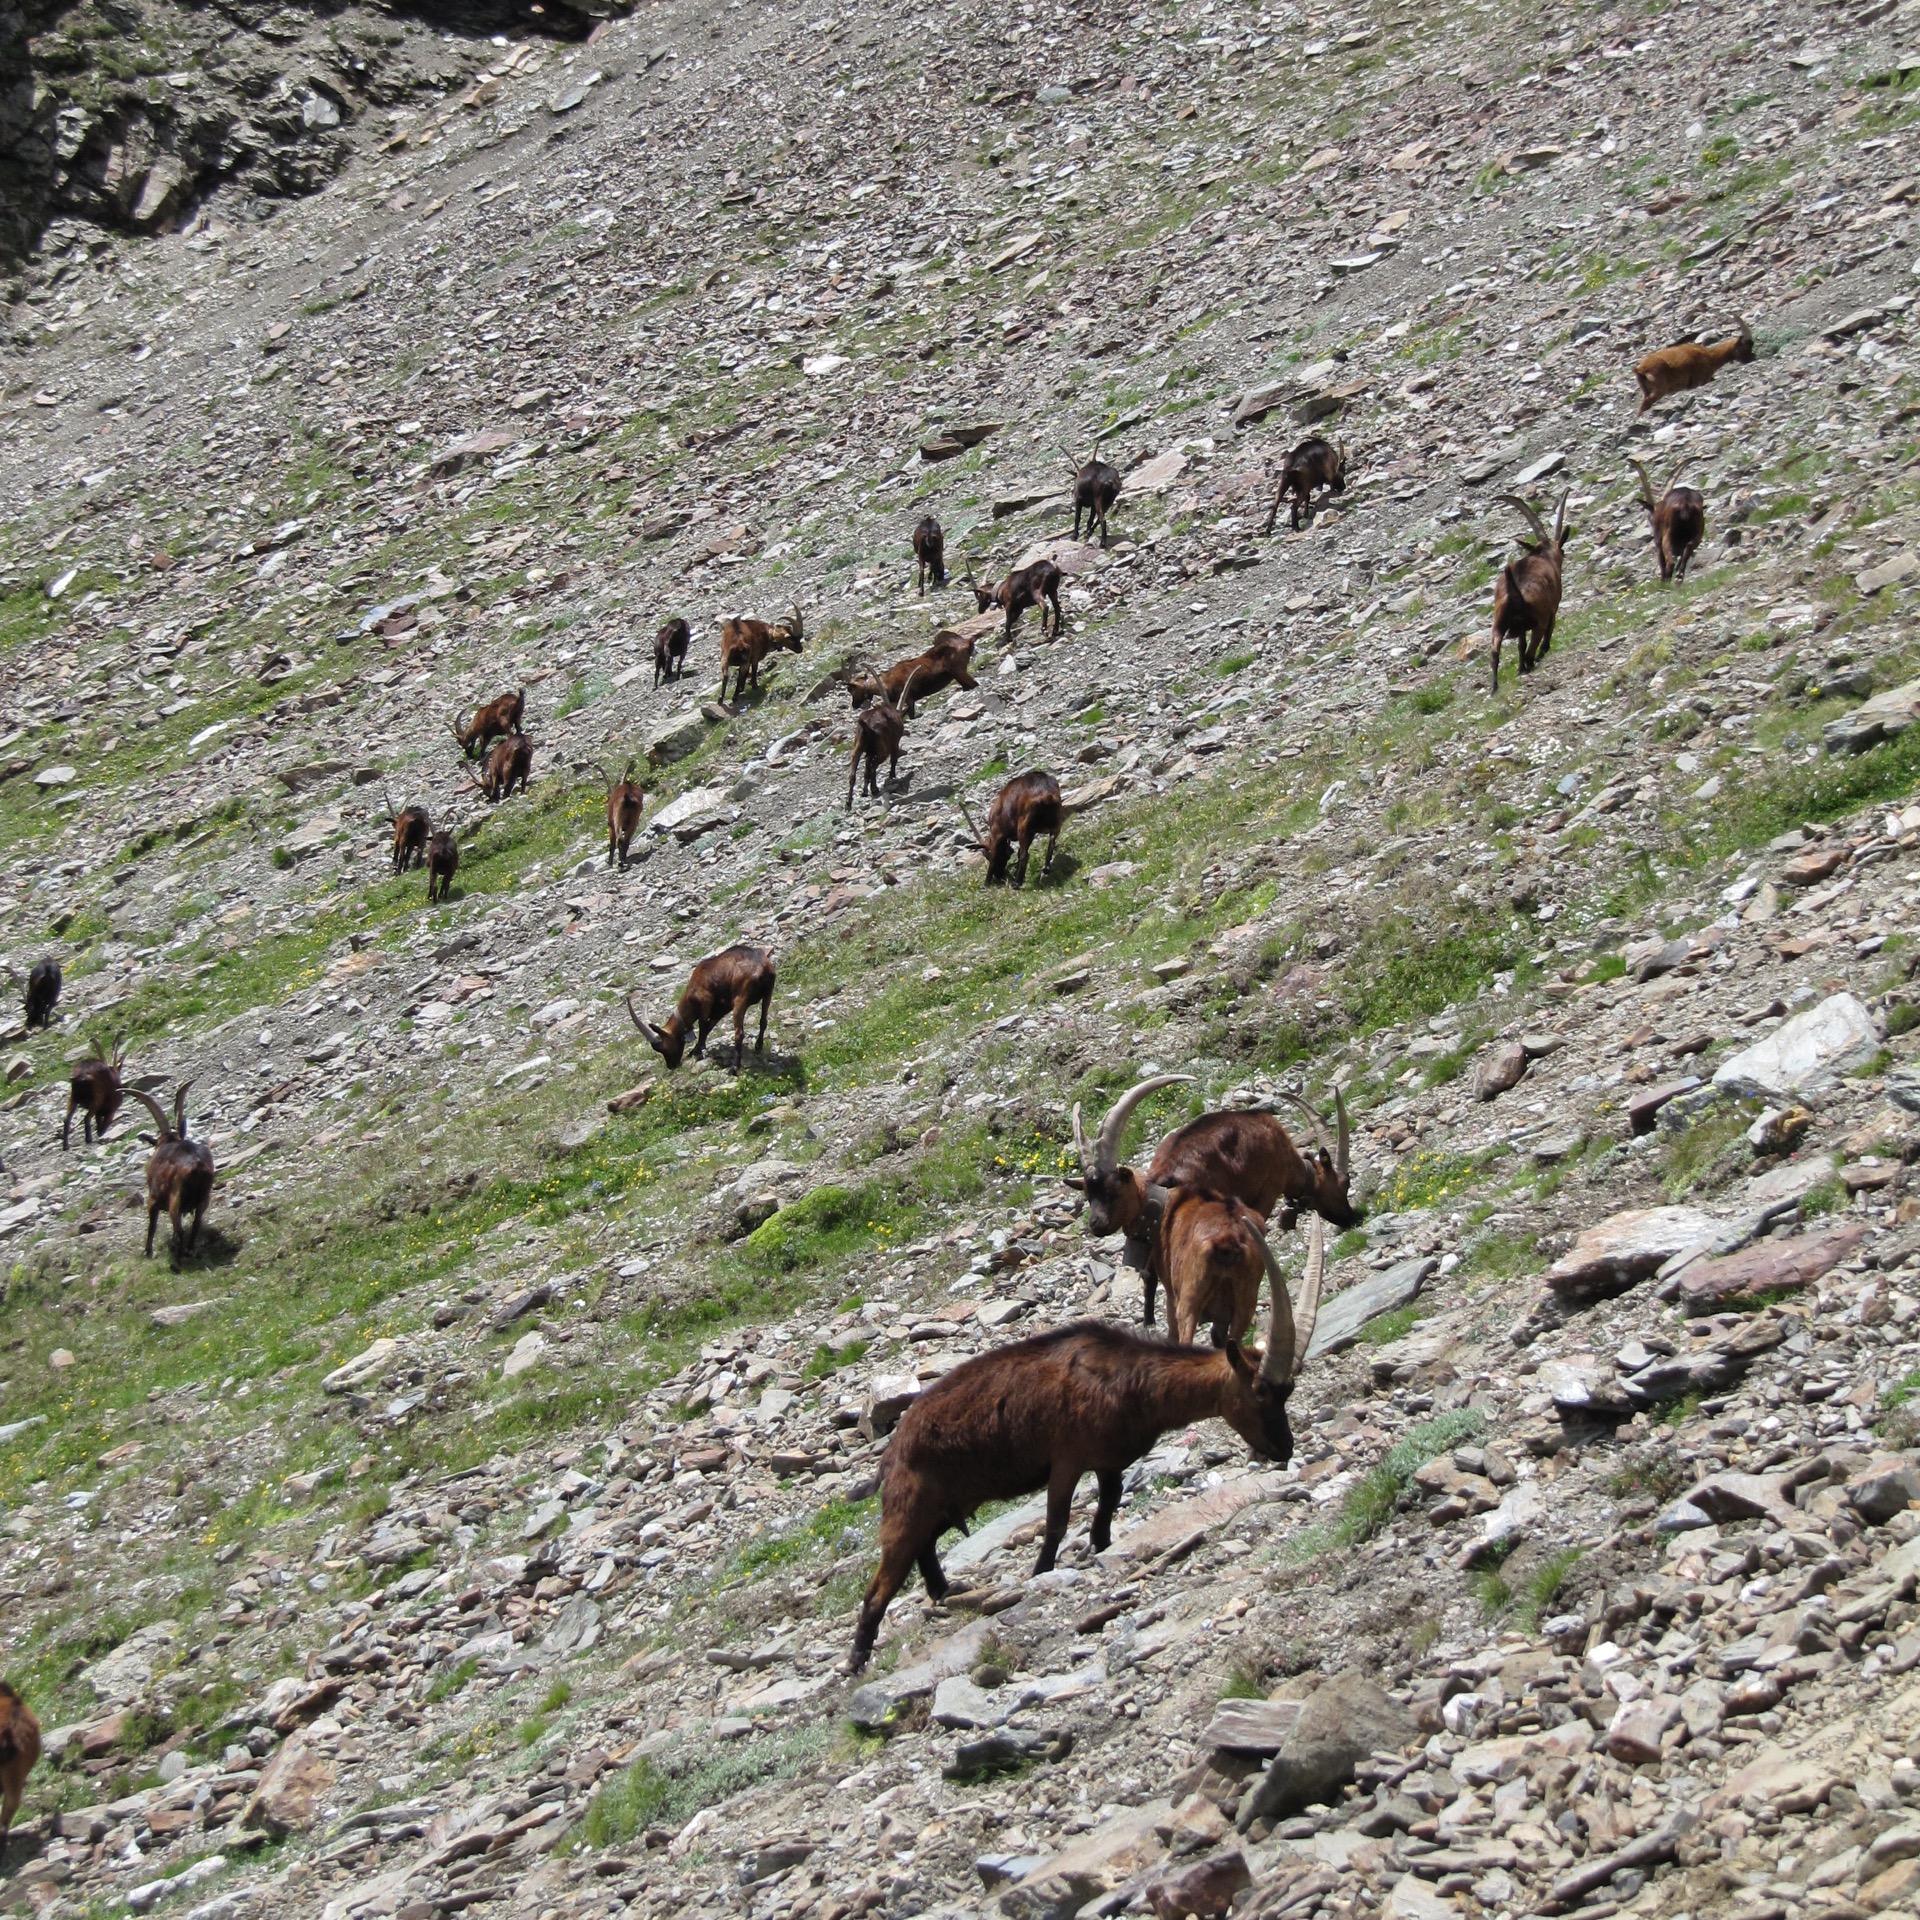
[719,608,805,705]
[1489,490,1570,692]
[849,1220,1323,1669]
[1630,459,1706,583]
[969,559,1063,640]
[426,827,459,903]
[0,1682,40,1843]
[846,672,922,809]
[1149,1188,1290,1348]
[1634,320,1753,413]
[467,730,533,804]
[627,945,776,1071]
[385,788,429,875]
[845,632,976,718]
[603,759,646,868]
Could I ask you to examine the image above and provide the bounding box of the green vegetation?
[730,1495,877,1581]
[1337,1408,1485,1546]
[581,1724,838,1847]
[1361,1305,1421,1346]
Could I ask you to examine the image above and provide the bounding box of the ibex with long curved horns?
[957,771,1063,887]
[64,1033,128,1149]
[127,1081,215,1262]
[627,946,776,1072]
[1629,459,1705,584]
[1489,490,1570,692]
[848,1218,1325,1670]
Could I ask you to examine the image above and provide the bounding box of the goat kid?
[628,945,776,1071]
[1634,320,1753,413]
[718,607,805,705]
[0,1682,40,1843]
[385,787,430,874]
[1489,490,1571,692]
[846,633,976,718]
[467,730,533,803]
[64,1033,127,1149]
[958,770,1062,886]
[24,959,60,1030]
[426,827,459,903]
[849,1218,1325,1669]
[912,514,947,592]
[654,617,691,687]
[451,688,525,759]
[1630,458,1706,584]
[129,1082,215,1262]
[970,559,1063,640]
[603,759,646,868]
[1069,451,1122,547]
[1263,437,1347,534]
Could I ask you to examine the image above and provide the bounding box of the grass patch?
[800,1337,870,1383]
[425,1658,477,1705]
[1337,1408,1485,1546]
[581,1723,837,1847]
[1360,1305,1421,1346]
[1659,1099,1757,1199]
[1604,1448,1690,1504]
[1800,1174,1849,1218]
[730,1494,877,1581]
[737,1184,910,1276]
[1374,1150,1477,1214]
[1515,1548,1583,1631]
[1218,1663,1265,1701]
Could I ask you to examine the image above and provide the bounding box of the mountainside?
[2,0,1920,1917]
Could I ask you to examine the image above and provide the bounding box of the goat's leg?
[1042,828,1059,878]
[916,1542,950,1602]
[1090,1469,1124,1553]
[62,1097,74,1150]
[1014,831,1032,887]
[168,1195,185,1263]
[851,1524,920,1672]
[146,1200,160,1257]
[733,997,748,1072]
[1035,1467,1078,1573]
[756,992,770,1053]
[1489,628,1503,693]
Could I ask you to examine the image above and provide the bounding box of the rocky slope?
[1,0,1920,1916]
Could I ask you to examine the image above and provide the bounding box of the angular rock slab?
[999,1797,1171,1920]
[1237,1672,1418,1828]
[848,1619,991,1730]
[241,1732,336,1835]
[1713,992,1881,1099]
[1544,1206,1718,1301]
[1677,1222,1866,1312]
[1308,1257,1437,1360]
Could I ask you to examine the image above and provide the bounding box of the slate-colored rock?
[1236,1672,1418,1828]
[1544,1207,1718,1301]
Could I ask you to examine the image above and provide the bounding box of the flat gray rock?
[1307,1257,1436,1359]
[1713,992,1880,1098]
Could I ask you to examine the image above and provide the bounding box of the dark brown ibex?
[1489,490,1570,692]
[627,946,776,1071]
[24,959,60,1031]
[1068,450,1122,547]
[451,688,525,759]
[718,608,804,705]
[603,760,646,868]
[845,632,976,719]
[846,671,923,809]
[0,1682,40,1843]
[849,1219,1323,1669]
[385,788,430,875]
[466,730,533,804]
[1634,320,1753,413]
[128,1082,215,1263]
[958,771,1062,887]
[654,617,691,687]
[969,559,1063,640]
[426,827,459,903]
[1629,459,1705,583]
[1263,437,1347,534]
[912,514,947,592]
[63,1033,128,1149]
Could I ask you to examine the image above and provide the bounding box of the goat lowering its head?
[654,617,691,688]
[24,958,61,1031]
[846,671,921,810]
[718,607,805,706]
[1634,319,1753,414]
[845,632,976,719]
[849,1219,1325,1669]
[911,514,947,593]
[603,759,647,868]
[1067,449,1122,547]
[628,945,777,1071]
[969,559,1063,641]
[1151,1187,1292,1350]
[1630,459,1706,584]
[467,729,534,804]
[1263,437,1347,535]
[958,770,1062,887]
[450,688,525,760]
[385,787,430,875]
[1489,490,1571,692]
[0,1681,41,1842]
[128,1081,215,1264]
[426,827,459,903]
[64,1032,128,1149]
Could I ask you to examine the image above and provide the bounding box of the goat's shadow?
[998,848,1081,890]
[151,1223,243,1273]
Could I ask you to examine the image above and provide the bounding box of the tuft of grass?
[1469,1565,1514,1618]
[1604,1449,1689,1504]
[1218,1663,1265,1701]
[425,1657,477,1705]
[1515,1549,1583,1631]
[1361,1305,1421,1347]
[1337,1408,1485,1546]
[800,1337,870,1383]
[581,1724,836,1847]
[1881,1369,1920,1448]
[1375,1150,1476,1213]
[730,1494,877,1581]
[1659,1100,1757,1200]
[1800,1174,1849,1218]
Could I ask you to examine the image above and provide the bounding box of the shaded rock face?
[0,0,601,264]
[1238,1672,1418,1827]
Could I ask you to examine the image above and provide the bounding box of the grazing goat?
[958,770,1062,887]
[1069,451,1122,547]
[719,607,804,705]
[63,1034,127,1149]
[1630,459,1706,584]
[849,1220,1324,1669]
[603,760,646,868]
[1263,437,1347,534]
[912,514,947,592]
[654,617,691,687]
[969,559,1063,640]
[1069,1075,1356,1327]
[23,959,60,1031]
[451,688,525,759]
[1634,320,1753,413]
[0,1682,40,1844]
[1489,491,1571,691]
[846,679,916,810]
[426,828,459,903]
[128,1082,215,1263]
[385,788,429,875]
[628,945,776,1071]
[1149,1188,1286,1348]
[467,730,533,804]
[846,632,976,718]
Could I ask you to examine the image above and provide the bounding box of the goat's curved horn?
[1628,458,1657,510]
[1257,1227,1298,1385]
[624,992,654,1039]
[1335,1086,1351,1181]
[173,1079,193,1136]
[1498,493,1551,546]
[957,796,989,853]
[1736,317,1752,343]
[1092,1074,1194,1179]
[1071,1102,1091,1177]
[1551,488,1570,543]
[1269,1090,1335,1162]
[126,1087,174,1143]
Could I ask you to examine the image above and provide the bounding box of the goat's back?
[1147,1112,1294,1216]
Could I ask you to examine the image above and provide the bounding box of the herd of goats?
[0,320,1757,1758]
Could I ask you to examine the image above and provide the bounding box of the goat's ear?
[1224,1341,1254,1382]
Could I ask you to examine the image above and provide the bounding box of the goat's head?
[1067,1073,1195,1237]
[1271,1088,1357,1229]
[1501,489,1572,556]
[1220,1216,1327,1464]
[1732,319,1755,363]
[627,991,686,1068]
[1328,445,1349,493]
[845,671,885,710]
[126,1080,190,1145]
[780,607,806,650]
